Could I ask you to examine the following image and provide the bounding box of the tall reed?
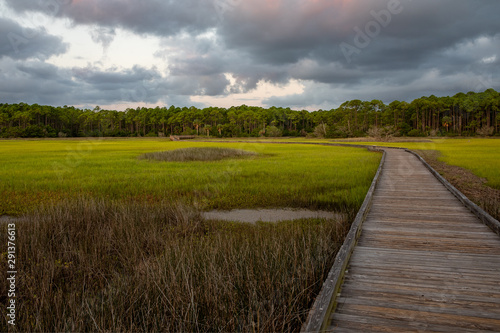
[0,197,349,332]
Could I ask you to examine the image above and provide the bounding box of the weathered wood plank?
[360,227,496,239]
[340,282,500,303]
[347,259,500,276]
[331,312,491,333]
[372,191,454,198]
[345,269,500,290]
[342,277,500,298]
[352,245,500,260]
[336,296,500,322]
[332,304,500,331]
[358,240,500,254]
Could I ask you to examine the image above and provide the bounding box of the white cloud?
[191,76,305,108]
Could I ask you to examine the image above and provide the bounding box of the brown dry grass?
[0,197,349,332]
[418,150,500,221]
[139,147,258,162]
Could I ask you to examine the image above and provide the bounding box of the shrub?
[181,129,197,136]
[477,125,495,136]
[313,123,329,138]
[407,129,425,137]
[265,125,282,137]
[283,129,299,137]
[398,123,412,136]
[368,126,396,141]
[22,125,45,138]
[250,128,261,137]
[333,125,352,138]
[352,130,366,138]
[1,127,23,138]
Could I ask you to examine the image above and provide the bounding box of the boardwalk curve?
[305,148,500,332]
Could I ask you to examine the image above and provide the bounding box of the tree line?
[1,89,499,139]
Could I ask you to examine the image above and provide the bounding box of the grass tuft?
[139,147,258,162]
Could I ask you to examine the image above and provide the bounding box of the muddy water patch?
[0,216,21,224]
[202,209,345,223]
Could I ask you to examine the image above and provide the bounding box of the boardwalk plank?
[330,313,477,333]
[340,282,500,303]
[332,304,500,331]
[342,277,500,298]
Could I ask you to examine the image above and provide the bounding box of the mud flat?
[203,209,344,223]
[0,216,19,224]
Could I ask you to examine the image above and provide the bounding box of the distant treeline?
[1,89,499,138]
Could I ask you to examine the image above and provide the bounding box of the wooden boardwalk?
[328,149,500,332]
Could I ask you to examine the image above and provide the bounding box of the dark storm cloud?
[17,61,65,81]
[2,0,500,108]
[168,52,226,77]
[0,17,67,60]
[219,0,500,72]
[289,59,364,85]
[73,65,160,86]
[159,73,230,97]
[157,33,289,94]
[334,1,500,70]
[5,0,219,37]
[0,60,74,105]
[0,60,167,106]
[200,0,500,100]
[71,65,169,104]
[265,66,500,110]
[5,0,500,70]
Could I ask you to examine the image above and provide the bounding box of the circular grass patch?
[139,147,258,162]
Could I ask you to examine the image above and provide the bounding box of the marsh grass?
[0,139,379,331]
[0,140,380,215]
[0,197,349,332]
[139,147,258,162]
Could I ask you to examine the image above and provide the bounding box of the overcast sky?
[1,0,499,111]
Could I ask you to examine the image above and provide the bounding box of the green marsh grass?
[0,139,381,215]
[427,139,500,190]
[0,138,380,331]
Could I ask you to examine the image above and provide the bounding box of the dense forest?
[1,89,499,139]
